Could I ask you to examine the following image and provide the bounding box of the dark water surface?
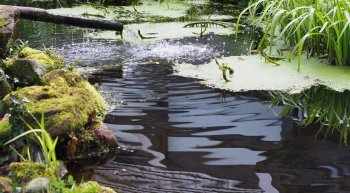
[18,19,350,193]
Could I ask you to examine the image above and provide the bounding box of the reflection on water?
[18,20,350,193]
[269,86,350,144]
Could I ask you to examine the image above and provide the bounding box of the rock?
[0,7,19,58]
[9,162,56,184]
[0,116,11,144]
[0,69,11,99]
[42,70,107,121]
[3,85,104,138]
[100,64,123,72]
[5,59,44,86]
[0,176,12,193]
[23,178,50,193]
[94,125,118,149]
[79,181,117,193]
[0,101,5,118]
[4,47,66,86]
[18,47,65,71]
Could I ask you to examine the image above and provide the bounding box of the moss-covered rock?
[4,59,43,86]
[0,68,11,99]
[23,177,50,193]
[0,176,12,193]
[3,85,103,137]
[77,181,117,193]
[4,47,66,86]
[19,47,65,71]
[0,118,11,144]
[9,162,57,185]
[0,7,19,58]
[42,70,107,121]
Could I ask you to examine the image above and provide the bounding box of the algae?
[174,54,350,93]
[47,1,209,23]
[89,22,236,41]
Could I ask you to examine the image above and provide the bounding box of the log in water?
[0,5,123,32]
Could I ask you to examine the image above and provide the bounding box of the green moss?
[70,181,117,193]
[0,119,11,143]
[19,47,65,71]
[9,162,57,184]
[4,58,13,68]
[0,18,5,26]
[3,86,100,137]
[5,47,65,72]
[43,70,108,122]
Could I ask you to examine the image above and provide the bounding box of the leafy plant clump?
[237,0,350,71]
[270,86,350,144]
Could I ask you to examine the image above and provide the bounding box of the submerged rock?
[0,69,11,99]
[0,7,19,58]
[0,176,12,193]
[23,177,50,193]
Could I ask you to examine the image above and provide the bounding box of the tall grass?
[270,86,350,144]
[5,112,59,173]
[237,0,350,71]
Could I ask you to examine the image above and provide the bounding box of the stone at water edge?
[0,176,12,193]
[94,124,118,149]
[23,178,50,193]
[0,69,11,100]
[5,59,44,86]
[0,7,20,58]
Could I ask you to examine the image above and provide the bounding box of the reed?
[237,0,350,70]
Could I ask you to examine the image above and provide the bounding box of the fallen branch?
[0,5,123,32]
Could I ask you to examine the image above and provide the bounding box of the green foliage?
[269,86,350,144]
[237,0,350,70]
[5,112,59,174]
[7,40,29,58]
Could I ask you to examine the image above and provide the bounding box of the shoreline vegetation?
[1,0,350,192]
[0,6,118,191]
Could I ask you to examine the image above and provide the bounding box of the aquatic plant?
[215,59,234,82]
[269,86,350,144]
[237,0,350,70]
[184,20,229,37]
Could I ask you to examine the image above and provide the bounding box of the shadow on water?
[17,19,350,193]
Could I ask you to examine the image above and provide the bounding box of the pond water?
[17,13,350,193]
